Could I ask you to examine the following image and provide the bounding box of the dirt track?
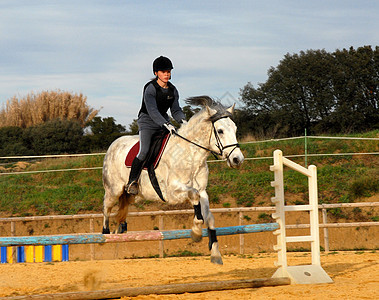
[0,251,377,299]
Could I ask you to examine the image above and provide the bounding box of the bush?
[23,119,88,154]
[0,127,31,157]
[349,177,379,199]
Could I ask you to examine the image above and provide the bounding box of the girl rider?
[126,56,186,195]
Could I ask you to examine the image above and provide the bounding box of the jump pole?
[0,223,279,247]
[4,278,291,300]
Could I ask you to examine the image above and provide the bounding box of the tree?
[182,105,198,120]
[242,49,335,136]
[171,105,199,127]
[87,117,126,151]
[329,46,379,132]
[127,119,139,135]
[240,46,379,137]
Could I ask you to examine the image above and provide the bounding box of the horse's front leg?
[168,181,204,242]
[191,199,204,242]
[186,187,205,243]
[200,190,223,265]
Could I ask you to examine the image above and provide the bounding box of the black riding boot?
[126,157,144,195]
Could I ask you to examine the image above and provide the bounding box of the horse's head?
[185,96,244,168]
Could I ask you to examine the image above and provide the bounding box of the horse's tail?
[117,192,133,224]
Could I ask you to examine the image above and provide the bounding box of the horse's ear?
[227,103,235,115]
[206,106,217,116]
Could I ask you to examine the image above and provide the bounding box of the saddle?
[125,129,170,201]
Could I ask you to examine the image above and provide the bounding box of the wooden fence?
[1,202,378,260]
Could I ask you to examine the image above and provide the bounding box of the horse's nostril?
[233,157,240,165]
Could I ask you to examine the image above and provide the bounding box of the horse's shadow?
[170,266,277,283]
[170,258,377,283]
[323,259,378,277]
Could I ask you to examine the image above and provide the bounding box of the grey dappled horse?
[102,96,244,264]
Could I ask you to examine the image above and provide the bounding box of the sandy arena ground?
[0,251,378,299]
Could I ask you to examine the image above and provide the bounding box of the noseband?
[174,115,240,160]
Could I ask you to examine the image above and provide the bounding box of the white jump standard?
[270,149,333,284]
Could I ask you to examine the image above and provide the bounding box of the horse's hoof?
[210,241,222,264]
[118,222,127,234]
[211,256,223,265]
[190,230,203,243]
[102,227,110,234]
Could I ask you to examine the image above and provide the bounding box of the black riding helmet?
[153,56,173,74]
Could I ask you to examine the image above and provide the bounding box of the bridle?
[212,116,240,160]
[174,116,240,160]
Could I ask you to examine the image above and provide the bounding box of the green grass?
[0,155,104,215]
[0,131,378,218]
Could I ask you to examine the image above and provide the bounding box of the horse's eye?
[217,129,224,134]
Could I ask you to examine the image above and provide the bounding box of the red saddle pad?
[125,134,170,170]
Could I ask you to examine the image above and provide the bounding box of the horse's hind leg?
[116,192,133,234]
[102,192,117,234]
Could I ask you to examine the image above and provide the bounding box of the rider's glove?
[163,122,176,135]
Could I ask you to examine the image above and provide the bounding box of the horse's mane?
[185,96,233,122]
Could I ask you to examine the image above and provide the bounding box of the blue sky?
[1,1,378,128]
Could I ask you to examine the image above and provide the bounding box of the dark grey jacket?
[137,80,185,130]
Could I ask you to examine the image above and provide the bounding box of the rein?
[174,131,221,159]
[173,116,240,160]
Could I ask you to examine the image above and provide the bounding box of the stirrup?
[126,181,139,195]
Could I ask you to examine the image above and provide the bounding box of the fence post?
[304,129,308,167]
[239,211,244,254]
[11,221,16,263]
[322,209,329,253]
[159,215,164,258]
[90,218,95,260]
